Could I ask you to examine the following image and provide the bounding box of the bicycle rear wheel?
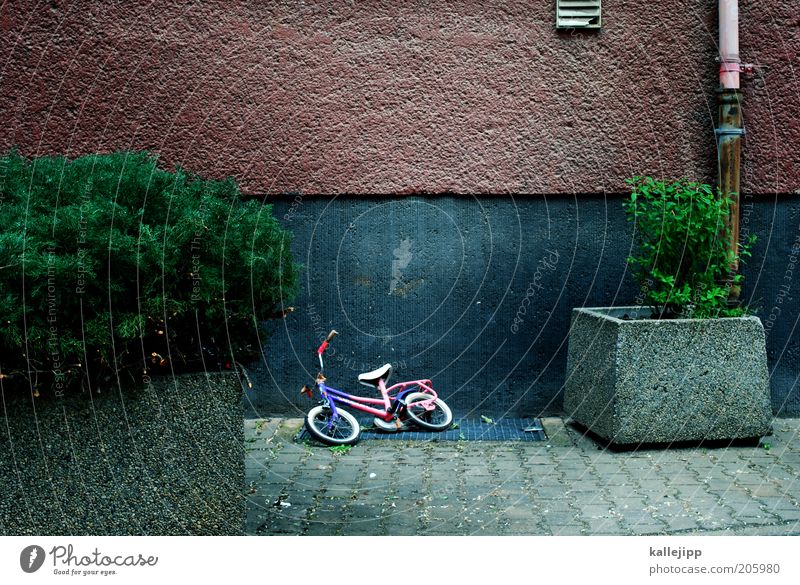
[305,406,361,445]
[404,392,453,431]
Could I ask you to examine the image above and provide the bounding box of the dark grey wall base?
[0,372,244,535]
[248,196,800,418]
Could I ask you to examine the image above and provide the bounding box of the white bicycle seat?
[358,363,393,387]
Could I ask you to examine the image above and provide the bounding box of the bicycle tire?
[404,392,453,431]
[305,406,361,445]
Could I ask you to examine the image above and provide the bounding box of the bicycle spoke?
[315,413,352,439]
[337,420,354,437]
[409,401,445,425]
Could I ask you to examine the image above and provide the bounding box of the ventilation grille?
[556,0,602,29]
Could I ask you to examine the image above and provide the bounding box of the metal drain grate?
[296,417,547,443]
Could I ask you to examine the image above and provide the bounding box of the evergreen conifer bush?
[0,150,298,395]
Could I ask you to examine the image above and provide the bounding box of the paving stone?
[657,460,695,472]
[602,484,639,498]
[732,503,779,521]
[574,500,612,518]
[430,524,483,536]
[771,509,800,521]
[559,469,595,481]
[504,521,545,535]
[303,522,341,536]
[617,508,662,522]
[503,501,543,519]
[569,475,605,489]
[547,524,584,535]
[384,524,421,535]
[284,489,317,508]
[583,518,622,533]
[393,489,427,502]
[245,460,271,474]
[640,489,676,502]
[339,518,384,535]
[463,467,493,478]
[427,508,463,525]
[493,476,530,488]
[746,483,787,498]
[523,457,556,468]
[329,466,362,479]
[735,474,773,486]
[245,511,271,533]
[662,515,701,532]
[597,474,634,488]
[273,451,310,464]
[681,498,726,514]
[573,495,615,510]
[621,458,659,470]
[776,452,800,464]
[534,485,569,499]
[715,492,759,510]
[541,510,580,525]
[538,497,574,511]
[756,496,800,511]
[635,477,672,491]
[664,472,702,485]
[591,463,627,474]
[306,510,346,529]
[674,485,712,499]
[261,471,295,486]
[627,523,668,535]
[528,476,565,488]
[700,478,739,491]
[696,515,739,531]
[259,511,305,533]
[319,487,354,500]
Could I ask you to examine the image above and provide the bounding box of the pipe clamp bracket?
[715,128,746,137]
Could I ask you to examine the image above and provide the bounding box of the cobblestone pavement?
[245,417,800,536]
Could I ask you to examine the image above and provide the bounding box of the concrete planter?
[564,307,773,446]
[0,371,244,535]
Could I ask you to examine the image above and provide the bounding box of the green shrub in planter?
[0,150,298,394]
[623,176,755,319]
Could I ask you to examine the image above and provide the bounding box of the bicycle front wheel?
[404,392,453,431]
[305,406,361,445]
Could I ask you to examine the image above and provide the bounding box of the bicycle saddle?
[358,363,392,387]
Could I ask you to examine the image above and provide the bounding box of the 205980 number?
[736,563,780,574]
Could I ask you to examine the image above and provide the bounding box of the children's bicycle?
[300,330,453,445]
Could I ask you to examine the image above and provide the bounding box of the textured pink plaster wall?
[1,1,798,194]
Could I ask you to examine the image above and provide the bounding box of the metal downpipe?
[717,0,743,300]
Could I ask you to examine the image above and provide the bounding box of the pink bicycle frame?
[318,378,438,422]
[311,329,438,422]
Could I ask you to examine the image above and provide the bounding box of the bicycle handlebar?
[317,330,338,355]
